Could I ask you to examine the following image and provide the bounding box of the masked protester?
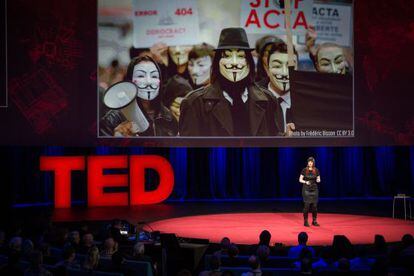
[166,45,193,81]
[255,35,284,84]
[314,43,349,74]
[187,43,214,89]
[299,157,321,227]
[260,41,298,135]
[100,55,178,136]
[179,28,280,136]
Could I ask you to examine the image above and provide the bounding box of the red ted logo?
[40,155,174,208]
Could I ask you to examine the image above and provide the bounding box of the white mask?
[169,45,192,65]
[219,49,250,82]
[317,46,347,74]
[268,52,297,94]
[132,61,160,101]
[188,56,212,85]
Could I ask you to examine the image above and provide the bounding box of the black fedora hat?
[216,28,254,51]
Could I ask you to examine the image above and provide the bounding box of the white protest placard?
[302,2,353,47]
[241,0,313,35]
[133,0,200,48]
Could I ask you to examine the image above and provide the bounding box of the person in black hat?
[179,28,281,136]
[299,157,321,227]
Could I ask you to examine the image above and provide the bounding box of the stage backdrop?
[2,146,414,207]
[1,0,413,147]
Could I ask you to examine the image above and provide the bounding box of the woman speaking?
[299,157,321,227]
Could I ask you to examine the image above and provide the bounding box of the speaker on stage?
[103,81,149,134]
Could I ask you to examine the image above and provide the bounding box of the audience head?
[298,232,309,245]
[68,230,80,245]
[401,233,414,247]
[133,242,145,257]
[374,234,386,250]
[220,237,231,251]
[248,255,260,270]
[8,236,22,252]
[104,237,117,253]
[82,233,94,247]
[259,230,271,246]
[332,235,354,259]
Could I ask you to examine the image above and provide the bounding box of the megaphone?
[103,81,149,134]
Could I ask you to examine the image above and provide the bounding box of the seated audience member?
[187,43,214,89]
[0,250,23,276]
[130,242,152,263]
[83,246,100,271]
[53,246,80,274]
[251,230,272,254]
[79,232,94,254]
[241,255,262,276]
[199,254,221,276]
[288,232,315,259]
[100,237,117,258]
[109,219,124,243]
[215,237,231,257]
[21,239,34,261]
[8,236,23,254]
[312,246,333,270]
[332,235,354,260]
[350,245,375,270]
[25,250,52,276]
[39,243,57,265]
[66,231,80,252]
[256,245,270,264]
[370,234,388,257]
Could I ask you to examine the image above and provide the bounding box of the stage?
[45,199,414,246]
[146,213,414,246]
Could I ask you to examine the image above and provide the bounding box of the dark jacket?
[100,104,178,137]
[179,81,281,136]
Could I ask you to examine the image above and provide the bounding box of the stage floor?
[146,213,414,246]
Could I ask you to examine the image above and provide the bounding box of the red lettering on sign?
[40,156,85,208]
[264,10,281,29]
[245,9,261,28]
[293,11,308,29]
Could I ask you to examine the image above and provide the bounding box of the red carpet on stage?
[147,213,414,246]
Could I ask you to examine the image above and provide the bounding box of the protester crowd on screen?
[0,218,413,275]
[98,26,353,137]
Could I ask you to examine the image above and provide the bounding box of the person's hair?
[220,237,231,250]
[133,242,145,256]
[259,230,271,246]
[256,245,270,262]
[248,255,260,270]
[374,234,386,251]
[315,42,344,62]
[298,232,308,245]
[84,246,100,270]
[189,43,214,60]
[332,235,354,260]
[62,246,76,260]
[210,49,256,85]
